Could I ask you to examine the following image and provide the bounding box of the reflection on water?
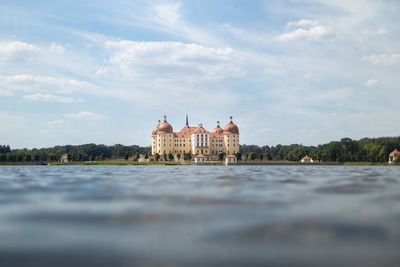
[0,165,400,266]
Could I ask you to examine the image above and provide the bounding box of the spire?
[163,115,167,122]
[157,120,161,126]
[186,114,189,126]
[217,121,220,127]
[229,116,233,123]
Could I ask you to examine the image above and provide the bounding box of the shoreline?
[0,161,397,166]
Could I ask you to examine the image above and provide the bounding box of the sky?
[1,0,399,149]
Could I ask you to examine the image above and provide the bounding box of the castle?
[151,115,239,157]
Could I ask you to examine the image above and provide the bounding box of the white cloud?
[23,93,84,103]
[49,42,65,53]
[362,54,400,66]
[101,40,244,81]
[0,41,39,53]
[361,28,388,36]
[65,111,106,121]
[152,3,182,27]
[276,24,336,41]
[287,19,318,28]
[364,79,378,87]
[0,74,94,95]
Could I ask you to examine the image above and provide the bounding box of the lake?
[0,165,399,267]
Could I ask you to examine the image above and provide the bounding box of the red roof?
[193,126,209,134]
[390,149,400,157]
[210,133,223,138]
[211,126,224,134]
[226,154,236,158]
[175,126,200,138]
[196,154,206,158]
[302,156,312,160]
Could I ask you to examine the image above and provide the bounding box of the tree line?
[239,137,400,163]
[1,136,399,163]
[0,144,150,163]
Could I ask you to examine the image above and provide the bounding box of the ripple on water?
[316,183,384,194]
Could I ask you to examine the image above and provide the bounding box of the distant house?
[225,154,237,165]
[60,154,68,163]
[389,149,400,164]
[195,154,206,165]
[301,155,313,163]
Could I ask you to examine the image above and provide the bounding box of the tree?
[163,152,167,161]
[177,153,181,160]
[101,153,105,161]
[124,153,129,161]
[24,154,32,162]
[259,154,264,161]
[218,152,224,162]
[235,152,242,161]
[168,152,173,161]
[155,153,160,161]
[250,152,256,161]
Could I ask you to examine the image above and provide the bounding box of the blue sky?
[1,0,399,148]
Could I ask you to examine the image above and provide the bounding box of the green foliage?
[155,153,160,161]
[240,137,400,163]
[0,143,151,163]
[168,152,173,161]
[235,152,242,161]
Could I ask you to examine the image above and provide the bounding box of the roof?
[210,133,223,138]
[193,126,209,134]
[175,126,200,138]
[390,149,400,157]
[226,154,236,158]
[196,154,206,158]
[302,156,312,160]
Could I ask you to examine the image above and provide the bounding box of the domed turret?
[152,120,161,136]
[157,115,173,133]
[212,121,224,134]
[224,116,239,134]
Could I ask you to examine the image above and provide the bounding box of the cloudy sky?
[1,0,399,148]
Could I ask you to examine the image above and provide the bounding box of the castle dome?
[211,121,224,134]
[157,115,173,133]
[152,120,161,136]
[224,116,239,134]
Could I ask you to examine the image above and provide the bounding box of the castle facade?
[151,115,239,156]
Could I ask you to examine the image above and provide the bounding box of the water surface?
[1,165,400,266]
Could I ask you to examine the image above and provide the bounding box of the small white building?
[60,154,68,163]
[301,155,313,163]
[225,154,237,165]
[389,149,400,164]
[138,154,146,163]
[195,154,206,165]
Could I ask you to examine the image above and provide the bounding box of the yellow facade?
[151,115,239,156]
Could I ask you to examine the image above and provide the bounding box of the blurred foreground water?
[0,165,400,267]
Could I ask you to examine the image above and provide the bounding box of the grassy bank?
[48,162,182,166]
[342,162,388,166]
